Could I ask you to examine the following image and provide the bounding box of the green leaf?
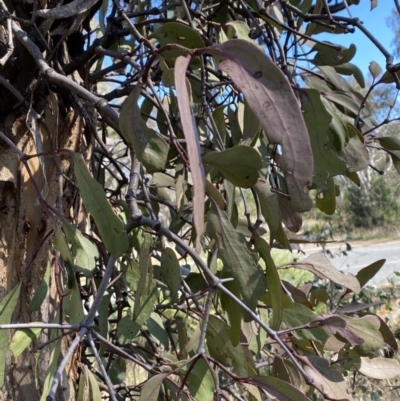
[369,61,382,79]
[246,376,312,401]
[62,220,99,276]
[120,82,169,173]
[206,315,248,376]
[206,204,266,314]
[253,179,281,238]
[226,21,252,42]
[72,153,128,257]
[360,357,400,379]
[282,303,329,343]
[303,356,352,401]
[10,328,42,358]
[87,368,102,400]
[315,178,336,215]
[334,63,365,88]
[0,283,21,386]
[301,89,347,191]
[205,39,313,212]
[64,283,84,324]
[186,359,214,401]
[356,259,386,288]
[151,22,204,65]
[323,91,360,117]
[28,262,51,311]
[202,145,261,188]
[338,124,369,173]
[377,136,400,150]
[255,236,283,330]
[139,374,169,400]
[342,315,383,355]
[160,247,181,301]
[312,42,356,66]
[39,338,62,401]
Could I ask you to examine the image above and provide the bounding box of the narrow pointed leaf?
[175,55,205,250]
[120,82,169,173]
[202,145,261,188]
[255,236,283,330]
[0,283,21,386]
[205,39,313,212]
[160,247,181,301]
[207,204,266,313]
[186,359,215,401]
[72,153,128,258]
[356,259,386,288]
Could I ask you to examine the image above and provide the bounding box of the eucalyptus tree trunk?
[0,107,87,400]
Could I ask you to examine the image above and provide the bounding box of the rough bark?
[0,103,86,401]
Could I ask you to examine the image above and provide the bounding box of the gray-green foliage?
[3,1,400,401]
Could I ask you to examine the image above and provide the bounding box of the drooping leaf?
[277,194,303,232]
[315,178,336,215]
[294,253,360,293]
[370,0,378,10]
[206,204,266,314]
[186,359,215,401]
[72,153,128,258]
[139,373,169,401]
[62,220,99,276]
[203,145,261,188]
[87,368,102,400]
[303,356,353,401]
[356,259,386,288]
[253,179,281,238]
[255,235,283,330]
[205,39,313,212]
[360,357,400,379]
[28,262,51,311]
[206,315,248,376]
[160,247,181,301]
[301,89,347,191]
[246,376,312,401]
[10,328,42,358]
[64,283,85,324]
[175,55,206,250]
[120,82,169,173]
[377,136,400,151]
[0,283,21,386]
[338,124,369,172]
[220,275,242,346]
[39,338,62,401]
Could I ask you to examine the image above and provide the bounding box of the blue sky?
[316,1,396,75]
